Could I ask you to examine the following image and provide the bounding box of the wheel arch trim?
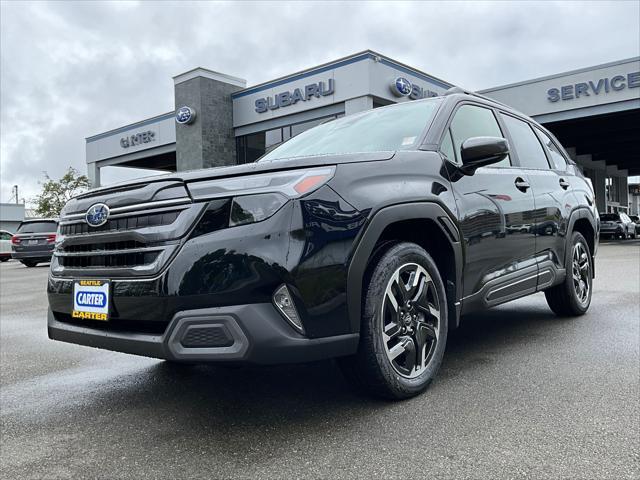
[346,202,463,333]
[563,206,599,277]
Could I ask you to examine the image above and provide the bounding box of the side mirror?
[460,136,509,175]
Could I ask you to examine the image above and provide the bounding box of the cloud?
[1,0,638,203]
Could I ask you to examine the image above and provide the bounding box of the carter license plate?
[72,280,110,321]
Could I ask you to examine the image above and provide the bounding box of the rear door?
[442,103,538,309]
[497,113,577,290]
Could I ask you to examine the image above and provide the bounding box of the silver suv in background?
[599,213,637,239]
[11,219,58,267]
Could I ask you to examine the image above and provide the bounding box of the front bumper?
[48,304,359,364]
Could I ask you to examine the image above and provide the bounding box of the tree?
[33,167,90,218]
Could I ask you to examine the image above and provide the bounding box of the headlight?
[188,166,336,200]
[188,167,335,236]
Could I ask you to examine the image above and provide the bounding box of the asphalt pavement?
[1,241,638,479]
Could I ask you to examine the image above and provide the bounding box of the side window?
[500,114,550,169]
[440,129,456,162]
[535,128,568,170]
[450,104,510,167]
[0,232,9,240]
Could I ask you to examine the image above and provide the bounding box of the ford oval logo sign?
[391,77,413,97]
[85,203,110,227]
[175,106,196,124]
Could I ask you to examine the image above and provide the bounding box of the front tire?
[339,242,448,400]
[544,232,593,316]
[21,260,37,268]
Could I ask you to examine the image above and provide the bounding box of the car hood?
[63,151,395,214]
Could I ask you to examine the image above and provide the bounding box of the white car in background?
[0,230,13,262]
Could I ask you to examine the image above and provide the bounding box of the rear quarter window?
[535,128,568,170]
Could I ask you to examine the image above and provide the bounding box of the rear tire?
[0,257,9,262]
[21,260,37,267]
[338,242,448,400]
[544,232,592,316]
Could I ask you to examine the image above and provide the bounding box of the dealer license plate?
[28,239,38,245]
[72,280,110,321]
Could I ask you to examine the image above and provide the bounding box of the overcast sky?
[1,0,639,204]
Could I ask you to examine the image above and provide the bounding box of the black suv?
[48,90,598,399]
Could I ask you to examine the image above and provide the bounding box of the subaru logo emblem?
[85,203,110,227]
[391,77,413,97]
[175,106,196,125]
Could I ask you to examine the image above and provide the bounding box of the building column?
[344,96,374,116]
[174,69,246,171]
[87,162,101,188]
[594,169,607,213]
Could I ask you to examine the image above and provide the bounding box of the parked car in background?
[11,219,58,267]
[599,213,636,239]
[0,230,13,262]
[629,215,640,225]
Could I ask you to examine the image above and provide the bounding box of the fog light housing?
[273,284,304,334]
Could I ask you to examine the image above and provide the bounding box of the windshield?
[600,214,620,222]
[260,98,442,162]
[17,221,57,233]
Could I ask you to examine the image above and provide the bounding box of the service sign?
[72,280,110,321]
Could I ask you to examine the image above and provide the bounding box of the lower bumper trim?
[48,304,359,365]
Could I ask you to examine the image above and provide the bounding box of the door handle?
[559,178,570,190]
[514,177,530,192]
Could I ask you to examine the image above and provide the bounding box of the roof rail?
[444,86,514,110]
[444,86,468,95]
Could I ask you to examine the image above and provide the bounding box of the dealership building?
[86,51,639,213]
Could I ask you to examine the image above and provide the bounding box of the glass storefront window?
[265,129,282,148]
[236,115,339,164]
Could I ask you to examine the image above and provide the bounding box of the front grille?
[63,240,145,253]
[53,198,202,277]
[59,251,160,268]
[181,326,234,348]
[60,210,180,235]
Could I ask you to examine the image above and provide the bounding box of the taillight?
[11,236,20,245]
[47,234,57,243]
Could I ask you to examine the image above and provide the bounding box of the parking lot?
[0,241,638,479]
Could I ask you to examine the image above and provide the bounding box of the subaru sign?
[176,106,196,124]
[390,77,439,100]
[391,77,413,97]
[255,79,335,113]
[85,203,110,227]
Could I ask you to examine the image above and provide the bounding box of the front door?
[440,103,538,311]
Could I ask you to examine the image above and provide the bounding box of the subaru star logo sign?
[175,106,196,125]
[391,77,413,97]
[85,203,110,228]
